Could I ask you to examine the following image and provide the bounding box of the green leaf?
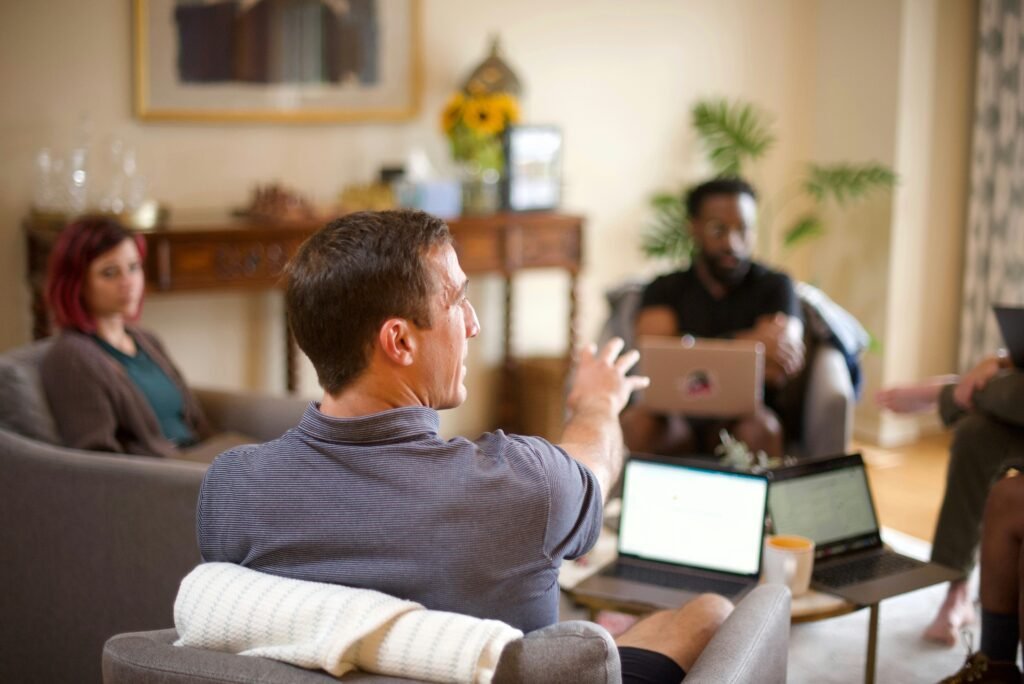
[867,331,883,355]
[783,215,825,248]
[650,191,682,209]
[803,163,897,205]
[691,99,776,177]
[641,192,693,262]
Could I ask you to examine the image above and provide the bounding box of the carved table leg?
[499,275,519,433]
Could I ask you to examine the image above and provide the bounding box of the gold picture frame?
[133,0,421,123]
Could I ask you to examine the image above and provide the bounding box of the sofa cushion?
[0,339,60,444]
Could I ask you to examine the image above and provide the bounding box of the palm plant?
[642,98,897,264]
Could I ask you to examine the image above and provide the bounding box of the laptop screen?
[768,460,880,556]
[618,459,768,576]
[994,305,1024,367]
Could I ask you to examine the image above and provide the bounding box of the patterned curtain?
[960,0,1024,369]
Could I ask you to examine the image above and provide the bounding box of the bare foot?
[595,610,639,637]
[876,377,954,414]
[923,582,976,647]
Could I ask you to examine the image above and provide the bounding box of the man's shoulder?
[475,431,594,490]
[742,261,796,296]
[474,430,560,464]
[747,260,793,284]
[647,267,697,288]
[642,267,699,302]
[203,434,294,482]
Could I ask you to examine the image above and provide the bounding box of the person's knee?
[985,475,1024,524]
[734,410,782,452]
[614,594,733,662]
[678,593,734,635]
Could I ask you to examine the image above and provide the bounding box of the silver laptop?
[637,336,764,417]
[993,305,1024,368]
[767,453,961,605]
[574,457,769,609]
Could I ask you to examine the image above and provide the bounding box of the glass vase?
[460,164,502,216]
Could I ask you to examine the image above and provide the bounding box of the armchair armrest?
[801,345,854,459]
[686,584,792,683]
[192,388,308,443]
[105,622,623,684]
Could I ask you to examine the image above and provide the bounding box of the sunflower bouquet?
[441,91,521,174]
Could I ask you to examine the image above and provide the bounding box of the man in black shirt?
[622,178,805,458]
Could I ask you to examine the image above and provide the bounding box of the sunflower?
[491,93,521,125]
[440,92,465,133]
[462,95,507,136]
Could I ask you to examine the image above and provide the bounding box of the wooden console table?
[25,211,584,431]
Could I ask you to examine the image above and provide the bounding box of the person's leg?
[939,476,1024,683]
[927,414,1023,646]
[729,406,784,459]
[621,406,698,456]
[978,475,1023,662]
[614,593,733,677]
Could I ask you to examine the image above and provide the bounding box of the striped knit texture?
[174,562,523,683]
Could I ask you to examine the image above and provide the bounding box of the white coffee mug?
[762,534,815,596]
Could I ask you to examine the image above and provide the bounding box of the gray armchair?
[0,339,307,684]
[101,585,791,683]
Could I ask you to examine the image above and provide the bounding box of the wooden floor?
[858,432,952,543]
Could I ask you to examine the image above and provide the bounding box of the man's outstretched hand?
[567,337,650,416]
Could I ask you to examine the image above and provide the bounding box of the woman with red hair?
[41,216,236,458]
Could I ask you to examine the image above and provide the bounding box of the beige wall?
[801,0,975,445]
[0,0,974,442]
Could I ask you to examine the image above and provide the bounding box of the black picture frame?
[503,125,563,212]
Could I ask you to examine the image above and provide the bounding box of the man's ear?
[379,318,415,366]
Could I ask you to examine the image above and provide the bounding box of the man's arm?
[733,273,805,385]
[951,351,1014,409]
[734,313,805,385]
[878,352,1018,427]
[965,374,1024,426]
[558,338,649,503]
[951,357,1024,428]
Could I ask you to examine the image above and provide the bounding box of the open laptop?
[993,305,1024,368]
[767,453,961,605]
[637,336,764,417]
[574,456,769,610]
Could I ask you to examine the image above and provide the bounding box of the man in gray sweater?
[197,210,734,683]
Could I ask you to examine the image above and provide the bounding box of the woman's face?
[83,238,144,320]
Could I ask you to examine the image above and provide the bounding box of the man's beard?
[704,253,751,287]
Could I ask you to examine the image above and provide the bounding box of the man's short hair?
[286,210,452,395]
[685,177,757,219]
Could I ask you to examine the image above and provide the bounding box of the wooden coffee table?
[561,529,883,684]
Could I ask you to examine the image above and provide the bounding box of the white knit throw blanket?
[174,563,524,683]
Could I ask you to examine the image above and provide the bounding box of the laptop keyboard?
[813,552,924,588]
[602,563,748,596]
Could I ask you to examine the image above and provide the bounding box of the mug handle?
[783,556,797,587]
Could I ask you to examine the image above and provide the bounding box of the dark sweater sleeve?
[969,370,1024,428]
[937,371,1024,428]
[41,346,125,453]
[937,383,964,427]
